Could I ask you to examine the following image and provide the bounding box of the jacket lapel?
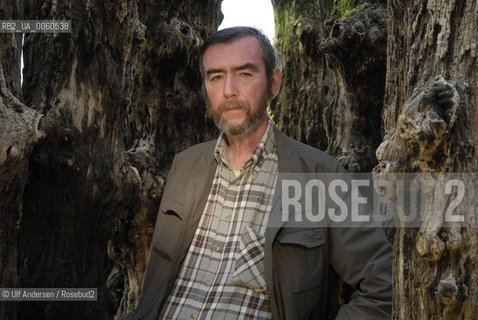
[266,126,305,245]
[265,127,306,319]
[178,142,217,264]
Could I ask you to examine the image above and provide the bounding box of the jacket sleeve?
[329,225,392,319]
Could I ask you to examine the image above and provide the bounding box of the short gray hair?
[199,26,280,90]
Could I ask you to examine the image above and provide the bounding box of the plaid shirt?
[159,120,278,320]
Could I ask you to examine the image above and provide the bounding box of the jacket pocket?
[276,228,327,248]
[159,196,184,220]
[152,195,185,261]
[274,228,328,293]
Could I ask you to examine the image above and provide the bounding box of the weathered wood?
[271,0,336,150]
[0,2,42,319]
[373,0,477,319]
[0,64,43,320]
[17,1,146,318]
[320,2,387,172]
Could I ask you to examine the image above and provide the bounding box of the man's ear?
[269,68,282,100]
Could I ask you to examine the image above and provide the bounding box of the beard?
[206,91,270,136]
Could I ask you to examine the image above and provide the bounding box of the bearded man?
[122,26,392,320]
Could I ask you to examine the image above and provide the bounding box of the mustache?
[218,99,249,112]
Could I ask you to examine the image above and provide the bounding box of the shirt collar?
[214,118,276,171]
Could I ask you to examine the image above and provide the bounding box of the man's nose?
[223,75,238,98]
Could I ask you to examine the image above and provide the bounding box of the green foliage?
[332,0,365,20]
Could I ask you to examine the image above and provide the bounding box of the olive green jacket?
[122,126,392,320]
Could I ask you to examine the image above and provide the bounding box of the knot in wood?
[416,232,445,262]
[7,145,20,160]
[437,275,459,305]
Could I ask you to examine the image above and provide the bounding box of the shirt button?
[191,313,197,319]
[203,280,210,287]
[224,214,231,219]
[215,246,222,252]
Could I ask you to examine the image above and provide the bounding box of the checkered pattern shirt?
[158,120,278,320]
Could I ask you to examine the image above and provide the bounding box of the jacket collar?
[199,123,301,167]
[266,126,304,233]
[187,124,303,234]
[195,124,304,214]
[273,126,303,173]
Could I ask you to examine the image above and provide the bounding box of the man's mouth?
[224,107,242,111]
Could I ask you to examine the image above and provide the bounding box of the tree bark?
[272,0,387,173]
[0,0,220,319]
[17,1,147,318]
[0,59,43,320]
[373,0,477,319]
[320,1,387,172]
[0,1,42,319]
[271,0,336,150]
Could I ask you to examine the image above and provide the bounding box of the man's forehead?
[203,36,264,68]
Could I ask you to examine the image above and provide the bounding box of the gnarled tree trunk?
[320,1,387,172]
[271,0,336,150]
[374,0,477,319]
[0,1,42,319]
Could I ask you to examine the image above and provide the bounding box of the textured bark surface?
[0,0,23,100]
[320,1,387,172]
[0,59,43,320]
[0,0,220,319]
[18,1,147,318]
[0,1,42,319]
[373,0,477,319]
[271,0,336,150]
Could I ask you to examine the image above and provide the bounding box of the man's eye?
[240,72,252,77]
[210,75,222,81]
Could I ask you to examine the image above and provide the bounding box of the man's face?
[202,36,273,136]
